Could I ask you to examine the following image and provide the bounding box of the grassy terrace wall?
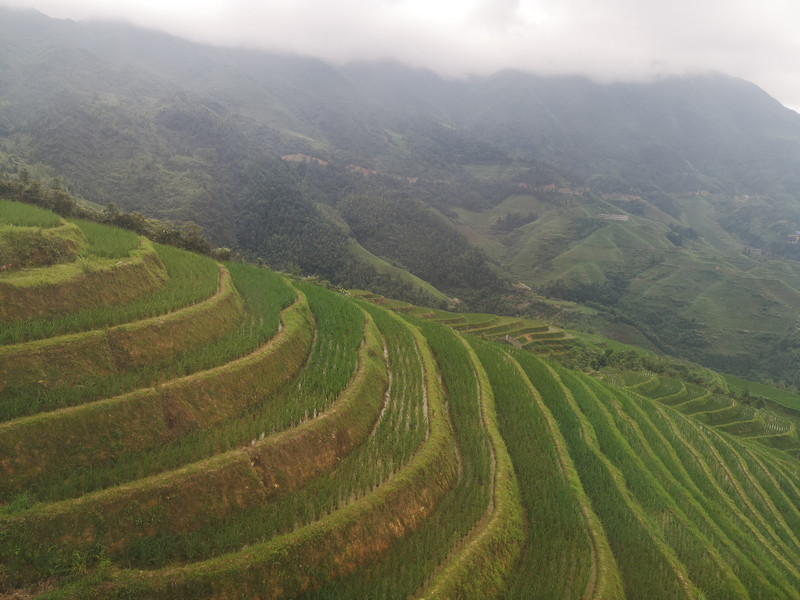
[0,244,220,345]
[530,354,800,599]
[479,343,622,599]
[283,304,434,599]
[419,335,525,599]
[629,371,800,454]
[70,310,458,599]
[0,221,85,267]
[0,238,167,322]
[245,311,387,495]
[0,309,387,587]
[0,264,243,393]
[319,318,502,600]
[0,293,313,499]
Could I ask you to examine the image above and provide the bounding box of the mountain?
[3,198,800,598]
[4,8,800,385]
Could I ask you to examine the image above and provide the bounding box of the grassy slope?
[3,202,800,598]
[449,186,800,386]
[722,374,800,411]
[347,238,450,302]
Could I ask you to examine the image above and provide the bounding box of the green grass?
[278,321,488,599]
[723,373,800,411]
[571,373,755,599]
[0,306,385,583]
[8,210,800,599]
[421,307,565,347]
[639,376,685,400]
[46,302,457,599]
[681,393,734,415]
[517,354,700,598]
[0,203,86,269]
[617,393,775,594]
[0,290,312,505]
[0,243,217,344]
[0,199,62,227]
[0,263,295,421]
[69,219,139,258]
[587,377,790,597]
[419,336,525,599]
[472,340,614,599]
[106,304,392,570]
[305,318,496,599]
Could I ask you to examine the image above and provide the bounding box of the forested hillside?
[5,7,800,384]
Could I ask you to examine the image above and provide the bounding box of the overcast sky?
[4,0,800,111]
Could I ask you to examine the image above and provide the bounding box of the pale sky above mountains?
[4,0,800,111]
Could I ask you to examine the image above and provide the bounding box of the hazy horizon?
[3,1,800,112]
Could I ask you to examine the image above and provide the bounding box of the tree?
[181,221,212,255]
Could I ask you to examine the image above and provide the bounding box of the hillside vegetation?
[7,8,800,387]
[3,201,800,599]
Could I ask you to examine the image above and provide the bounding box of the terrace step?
[72,315,458,598]
[0,238,167,322]
[0,219,85,267]
[0,294,314,500]
[0,311,389,584]
[0,264,244,398]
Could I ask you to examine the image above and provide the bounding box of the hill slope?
[5,7,800,383]
[3,201,800,599]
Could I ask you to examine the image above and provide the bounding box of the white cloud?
[3,0,800,110]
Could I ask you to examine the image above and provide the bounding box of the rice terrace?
[2,197,800,599]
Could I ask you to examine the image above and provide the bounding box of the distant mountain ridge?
[4,8,800,196]
[5,7,800,384]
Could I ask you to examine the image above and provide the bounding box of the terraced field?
[368,296,573,350]
[626,372,800,457]
[3,200,800,598]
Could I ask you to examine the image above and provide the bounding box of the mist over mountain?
[5,7,800,385]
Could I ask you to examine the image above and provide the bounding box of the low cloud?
[5,0,800,109]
